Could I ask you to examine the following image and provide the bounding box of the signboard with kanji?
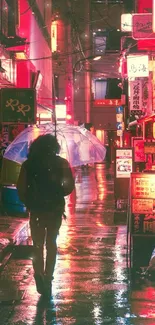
[132,199,154,214]
[144,142,155,154]
[93,99,122,106]
[131,137,146,162]
[114,148,134,207]
[127,55,149,78]
[132,14,155,40]
[132,213,155,234]
[116,148,133,179]
[131,173,155,199]
[0,88,36,124]
[130,80,143,115]
[130,173,155,234]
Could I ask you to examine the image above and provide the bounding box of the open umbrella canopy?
[3,123,106,167]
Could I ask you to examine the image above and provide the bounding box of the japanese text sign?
[130,80,142,112]
[132,14,155,40]
[127,55,149,77]
[0,88,36,124]
[131,174,155,199]
[144,142,155,154]
[116,148,133,179]
[130,172,155,234]
[93,99,122,106]
[132,137,146,162]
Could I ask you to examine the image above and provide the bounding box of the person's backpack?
[26,162,65,212]
[17,155,75,213]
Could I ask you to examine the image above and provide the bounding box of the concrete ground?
[0,164,154,325]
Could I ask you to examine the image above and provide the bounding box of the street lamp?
[92,56,102,61]
[73,55,102,73]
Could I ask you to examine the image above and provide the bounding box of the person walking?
[17,134,75,298]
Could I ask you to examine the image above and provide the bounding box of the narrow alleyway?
[0,164,155,325]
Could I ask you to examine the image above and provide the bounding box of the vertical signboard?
[0,125,9,158]
[121,14,132,32]
[131,137,146,163]
[128,171,155,270]
[116,148,133,178]
[114,148,133,209]
[130,80,142,115]
[142,78,150,115]
[116,106,124,138]
[130,173,155,235]
[51,21,57,52]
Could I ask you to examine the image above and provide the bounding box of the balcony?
[0,34,27,49]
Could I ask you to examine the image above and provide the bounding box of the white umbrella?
[3,123,106,167]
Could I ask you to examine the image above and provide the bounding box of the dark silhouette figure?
[17,134,75,298]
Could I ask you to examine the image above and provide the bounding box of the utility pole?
[52,73,57,138]
[84,0,91,123]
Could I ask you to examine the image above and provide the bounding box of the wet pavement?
[0,164,155,324]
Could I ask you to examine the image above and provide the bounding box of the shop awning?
[128,114,155,128]
[137,114,155,123]
[0,76,15,88]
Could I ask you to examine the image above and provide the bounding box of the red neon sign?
[93,99,122,106]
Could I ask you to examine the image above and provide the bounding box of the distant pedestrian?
[17,134,75,298]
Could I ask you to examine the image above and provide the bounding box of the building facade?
[52,0,133,145]
[0,0,53,155]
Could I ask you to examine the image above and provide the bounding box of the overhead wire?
[3,1,149,65]
[21,0,36,15]
[18,1,122,56]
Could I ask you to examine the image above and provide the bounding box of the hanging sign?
[127,55,149,78]
[116,106,124,136]
[0,88,36,124]
[132,14,155,40]
[131,137,146,162]
[51,22,57,52]
[142,78,150,114]
[121,14,132,32]
[93,99,122,106]
[130,79,142,114]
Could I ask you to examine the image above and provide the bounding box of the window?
[1,0,8,37]
[106,79,122,99]
[93,79,107,99]
[7,0,19,37]
[93,31,107,55]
